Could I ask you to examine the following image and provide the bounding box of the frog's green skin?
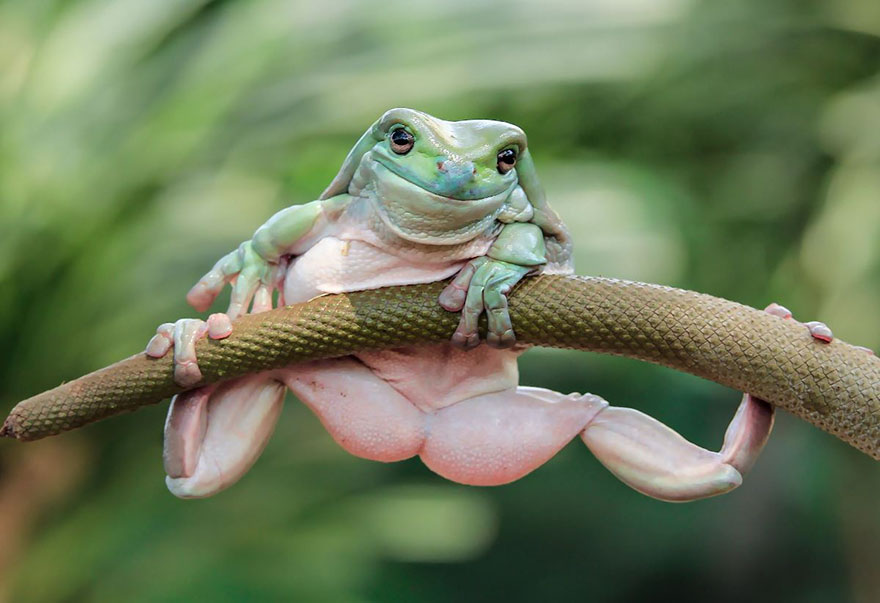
[147,108,819,502]
[188,109,572,334]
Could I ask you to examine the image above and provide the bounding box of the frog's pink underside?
[153,108,811,502]
[158,237,775,501]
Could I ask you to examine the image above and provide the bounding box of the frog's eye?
[497,148,517,174]
[389,127,415,155]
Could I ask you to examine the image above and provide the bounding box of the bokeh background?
[1,0,879,601]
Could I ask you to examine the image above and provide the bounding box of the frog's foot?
[581,394,774,502]
[145,314,233,386]
[578,301,833,502]
[148,314,285,499]
[763,302,834,343]
[187,244,288,319]
[164,373,286,498]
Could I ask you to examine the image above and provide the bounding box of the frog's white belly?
[282,237,521,411]
[283,236,465,300]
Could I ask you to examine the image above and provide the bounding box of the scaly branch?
[2,276,878,459]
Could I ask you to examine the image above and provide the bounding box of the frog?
[147,108,834,501]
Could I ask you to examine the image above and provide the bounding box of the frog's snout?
[435,159,477,197]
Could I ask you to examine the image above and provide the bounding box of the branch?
[3,276,878,459]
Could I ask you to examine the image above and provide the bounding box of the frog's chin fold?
[358,158,515,246]
[163,374,286,499]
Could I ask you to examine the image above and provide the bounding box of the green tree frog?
[146,108,834,501]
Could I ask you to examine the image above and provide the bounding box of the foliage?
[1,0,879,601]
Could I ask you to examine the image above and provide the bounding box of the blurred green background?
[1,0,879,601]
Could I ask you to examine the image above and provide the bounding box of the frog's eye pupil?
[390,128,415,155]
[497,148,517,174]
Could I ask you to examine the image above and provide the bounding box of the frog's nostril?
[435,160,476,194]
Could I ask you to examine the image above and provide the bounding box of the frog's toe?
[763,302,792,319]
[145,323,174,358]
[440,257,485,312]
[805,320,833,343]
[451,328,480,350]
[763,302,833,343]
[187,249,242,312]
[186,280,220,313]
[485,303,515,349]
[438,281,468,312]
[206,313,233,339]
[146,318,216,386]
[486,328,516,349]
[170,318,209,387]
[164,374,285,498]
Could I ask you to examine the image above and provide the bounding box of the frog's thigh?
[420,387,606,486]
[280,358,425,462]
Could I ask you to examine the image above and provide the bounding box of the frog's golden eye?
[390,127,415,155]
[497,148,517,174]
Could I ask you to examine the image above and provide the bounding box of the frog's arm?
[187,195,350,317]
[439,222,546,348]
[515,149,573,273]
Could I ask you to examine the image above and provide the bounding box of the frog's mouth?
[372,155,512,202]
[363,158,516,245]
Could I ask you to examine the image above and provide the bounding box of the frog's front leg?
[186,197,345,318]
[440,223,546,349]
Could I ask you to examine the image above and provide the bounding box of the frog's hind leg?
[419,387,608,486]
[281,358,426,463]
[282,364,607,487]
[581,394,774,502]
[152,317,288,499]
[278,360,773,501]
[418,385,773,500]
[164,374,286,499]
[581,301,836,502]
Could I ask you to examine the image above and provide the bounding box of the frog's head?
[320,108,549,244]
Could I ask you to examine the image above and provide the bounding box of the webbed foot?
[763,302,834,343]
[146,313,285,499]
[579,301,838,501]
[163,375,286,498]
[145,313,233,386]
[581,394,773,501]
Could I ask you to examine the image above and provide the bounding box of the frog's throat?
[351,157,515,246]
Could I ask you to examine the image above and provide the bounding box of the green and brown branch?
[2,276,878,459]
